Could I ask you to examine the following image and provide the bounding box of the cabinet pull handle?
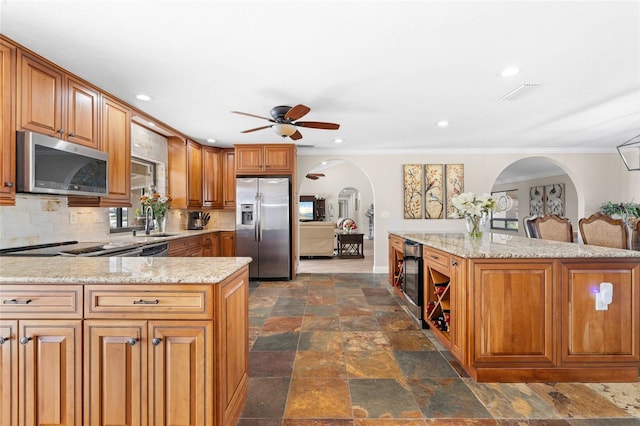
[152,338,162,346]
[3,299,32,305]
[452,260,458,266]
[132,299,159,305]
[128,338,138,346]
[4,181,13,187]
[20,337,32,345]
[0,336,10,345]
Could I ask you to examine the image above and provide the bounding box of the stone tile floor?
[238,273,640,425]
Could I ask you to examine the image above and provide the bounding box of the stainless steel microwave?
[16,131,109,197]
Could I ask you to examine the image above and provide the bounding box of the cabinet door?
[187,140,202,208]
[234,145,264,173]
[560,261,639,364]
[168,137,188,209]
[84,320,147,426]
[472,261,554,365]
[222,149,235,209]
[263,145,294,172]
[100,95,131,206]
[203,232,220,257]
[449,256,467,363]
[217,270,248,425]
[0,41,15,205]
[220,231,235,257]
[66,77,99,149]
[18,52,63,137]
[19,320,82,426]
[202,146,223,209]
[0,320,17,426]
[148,321,213,426]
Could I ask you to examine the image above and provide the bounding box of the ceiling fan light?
[272,123,297,137]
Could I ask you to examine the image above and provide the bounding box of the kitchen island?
[0,256,251,426]
[389,232,640,383]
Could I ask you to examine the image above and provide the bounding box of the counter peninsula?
[389,232,640,383]
[0,256,251,426]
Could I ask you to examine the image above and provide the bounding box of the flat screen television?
[299,201,314,221]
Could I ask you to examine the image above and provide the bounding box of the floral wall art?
[403,163,465,220]
[403,164,423,219]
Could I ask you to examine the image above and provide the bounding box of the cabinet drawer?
[169,235,202,256]
[0,285,82,318]
[85,285,212,319]
[390,235,404,252]
[423,247,451,272]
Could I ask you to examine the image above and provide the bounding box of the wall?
[298,151,633,273]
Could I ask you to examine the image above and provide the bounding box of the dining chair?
[522,216,539,238]
[532,214,574,242]
[578,213,631,249]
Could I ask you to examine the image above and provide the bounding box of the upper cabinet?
[234,144,295,175]
[168,137,202,209]
[202,145,222,209]
[0,39,16,205]
[99,95,131,206]
[17,51,99,149]
[222,148,235,209]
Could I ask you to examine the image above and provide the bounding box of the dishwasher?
[402,240,424,325]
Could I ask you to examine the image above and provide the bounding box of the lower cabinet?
[0,266,249,426]
[220,231,235,257]
[84,320,212,426]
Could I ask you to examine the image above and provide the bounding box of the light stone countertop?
[0,256,252,284]
[391,232,640,259]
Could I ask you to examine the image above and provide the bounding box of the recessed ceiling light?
[500,66,520,77]
[334,138,343,144]
[436,120,449,127]
[136,94,152,101]
[207,138,216,143]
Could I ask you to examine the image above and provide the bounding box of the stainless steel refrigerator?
[236,177,291,279]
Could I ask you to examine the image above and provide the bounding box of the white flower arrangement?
[449,192,497,218]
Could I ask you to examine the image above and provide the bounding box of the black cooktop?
[0,241,110,257]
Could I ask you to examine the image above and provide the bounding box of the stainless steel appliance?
[236,177,291,279]
[187,211,203,230]
[16,130,109,197]
[403,240,424,325]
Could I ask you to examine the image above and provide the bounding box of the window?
[109,157,157,232]
[491,190,519,231]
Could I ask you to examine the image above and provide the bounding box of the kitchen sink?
[138,233,178,238]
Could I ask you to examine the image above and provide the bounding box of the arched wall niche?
[491,156,580,237]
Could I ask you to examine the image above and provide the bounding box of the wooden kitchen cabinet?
[168,137,203,210]
[0,39,16,205]
[0,285,84,426]
[17,50,100,149]
[222,148,236,209]
[99,95,131,206]
[220,231,236,257]
[387,234,404,297]
[169,234,203,257]
[234,144,295,175]
[203,232,221,257]
[203,146,223,209]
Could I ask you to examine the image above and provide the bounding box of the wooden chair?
[578,213,631,249]
[532,214,574,242]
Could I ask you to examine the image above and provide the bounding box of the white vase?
[155,216,166,233]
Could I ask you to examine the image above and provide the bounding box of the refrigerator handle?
[255,192,262,242]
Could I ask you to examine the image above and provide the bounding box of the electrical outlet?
[380,211,390,219]
[69,212,78,224]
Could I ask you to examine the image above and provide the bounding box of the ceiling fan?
[232,104,340,140]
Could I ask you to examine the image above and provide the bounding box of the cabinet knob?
[0,336,10,345]
[3,181,13,187]
[69,132,76,137]
[128,337,139,346]
[57,128,64,135]
[20,336,32,345]
[452,260,458,266]
[152,338,162,346]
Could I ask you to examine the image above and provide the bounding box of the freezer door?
[257,177,291,279]
[236,177,259,278]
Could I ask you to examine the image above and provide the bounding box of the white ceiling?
[1,0,639,155]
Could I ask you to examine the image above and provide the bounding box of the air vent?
[498,83,540,101]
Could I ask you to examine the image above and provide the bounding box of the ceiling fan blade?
[231,111,274,121]
[285,104,310,121]
[305,174,319,180]
[307,173,325,177]
[290,130,303,140]
[294,121,340,130]
[241,125,272,133]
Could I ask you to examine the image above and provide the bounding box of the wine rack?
[426,267,451,334]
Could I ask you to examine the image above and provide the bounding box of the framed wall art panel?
[425,164,444,219]
[444,164,464,217]
[403,164,423,219]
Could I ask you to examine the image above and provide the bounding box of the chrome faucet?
[144,205,153,235]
